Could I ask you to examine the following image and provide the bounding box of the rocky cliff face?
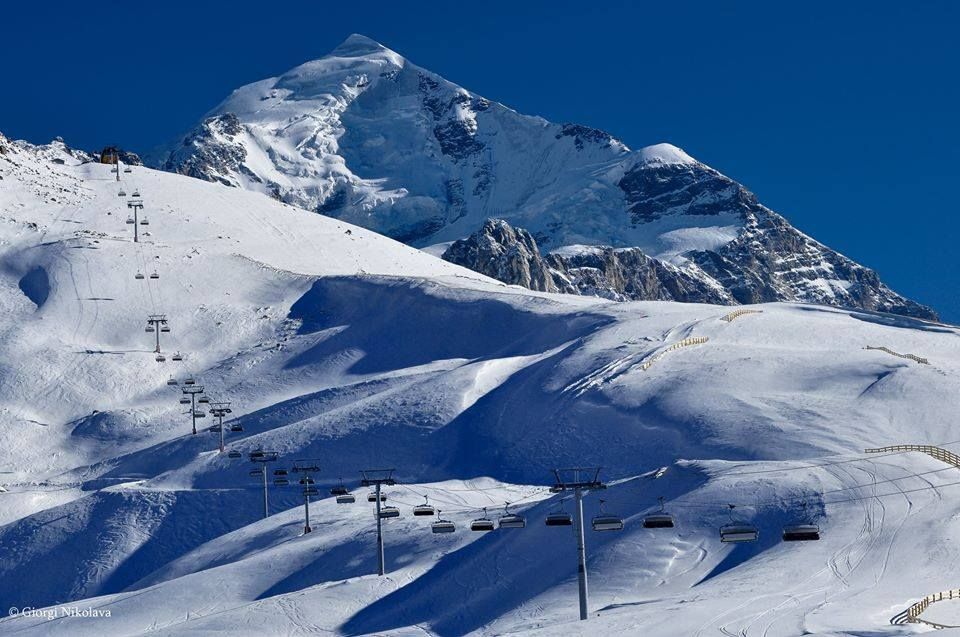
[444,218,934,318]
[158,34,937,320]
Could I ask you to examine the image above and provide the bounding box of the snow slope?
[1,135,960,635]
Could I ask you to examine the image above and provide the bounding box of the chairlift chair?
[591,500,624,532]
[413,496,436,517]
[378,506,400,519]
[118,190,126,197]
[643,497,675,529]
[782,524,820,542]
[132,190,140,197]
[124,166,132,173]
[166,377,178,386]
[145,325,155,333]
[546,499,573,527]
[367,491,386,502]
[470,508,495,532]
[330,486,349,496]
[274,478,290,486]
[432,510,456,534]
[140,218,149,225]
[126,217,135,224]
[336,493,356,504]
[135,272,145,280]
[249,469,264,477]
[197,396,210,404]
[193,411,206,418]
[209,424,222,433]
[303,487,319,496]
[719,505,759,543]
[149,272,159,279]
[273,469,288,477]
[299,477,315,486]
[171,352,183,361]
[498,503,526,529]
[155,354,166,362]
[229,423,243,432]
[227,450,242,459]
[184,377,196,385]
[782,502,820,542]
[179,397,190,404]
[160,325,170,333]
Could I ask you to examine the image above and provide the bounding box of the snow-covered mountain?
[158,34,935,320]
[3,131,960,636]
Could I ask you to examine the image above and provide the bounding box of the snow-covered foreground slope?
[1,137,960,635]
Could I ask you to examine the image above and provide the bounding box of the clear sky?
[2,1,957,318]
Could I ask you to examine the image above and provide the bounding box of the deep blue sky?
[2,2,957,318]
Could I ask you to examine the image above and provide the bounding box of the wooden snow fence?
[640,336,709,371]
[720,308,762,322]
[864,345,929,365]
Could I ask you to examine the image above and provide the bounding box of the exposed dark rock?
[444,218,936,319]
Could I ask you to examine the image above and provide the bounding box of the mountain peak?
[636,143,697,166]
[330,33,392,57]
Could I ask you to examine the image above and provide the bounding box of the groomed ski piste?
[1,138,960,636]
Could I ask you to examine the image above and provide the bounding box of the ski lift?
[367,491,386,502]
[413,496,435,517]
[145,325,155,333]
[643,497,675,529]
[160,324,170,333]
[124,166,132,173]
[546,499,573,527]
[184,377,196,385]
[303,487,319,496]
[470,508,495,532]
[166,377,178,386]
[432,510,456,534]
[498,503,526,529]
[720,505,759,543]
[229,423,243,432]
[134,272,145,280]
[208,424,222,433]
[149,271,159,280]
[336,493,356,504]
[132,190,140,197]
[591,499,624,532]
[378,506,400,519]
[118,190,126,197]
[193,410,206,418]
[171,352,183,361]
[179,397,190,404]
[197,395,210,404]
[140,218,149,225]
[273,469,288,477]
[126,217,135,224]
[782,502,820,542]
[274,478,290,486]
[249,469,264,477]
[330,479,349,497]
[155,354,166,362]
[227,450,242,459]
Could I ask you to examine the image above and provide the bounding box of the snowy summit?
[160,35,935,320]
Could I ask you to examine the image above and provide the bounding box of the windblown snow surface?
[1,137,960,636]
